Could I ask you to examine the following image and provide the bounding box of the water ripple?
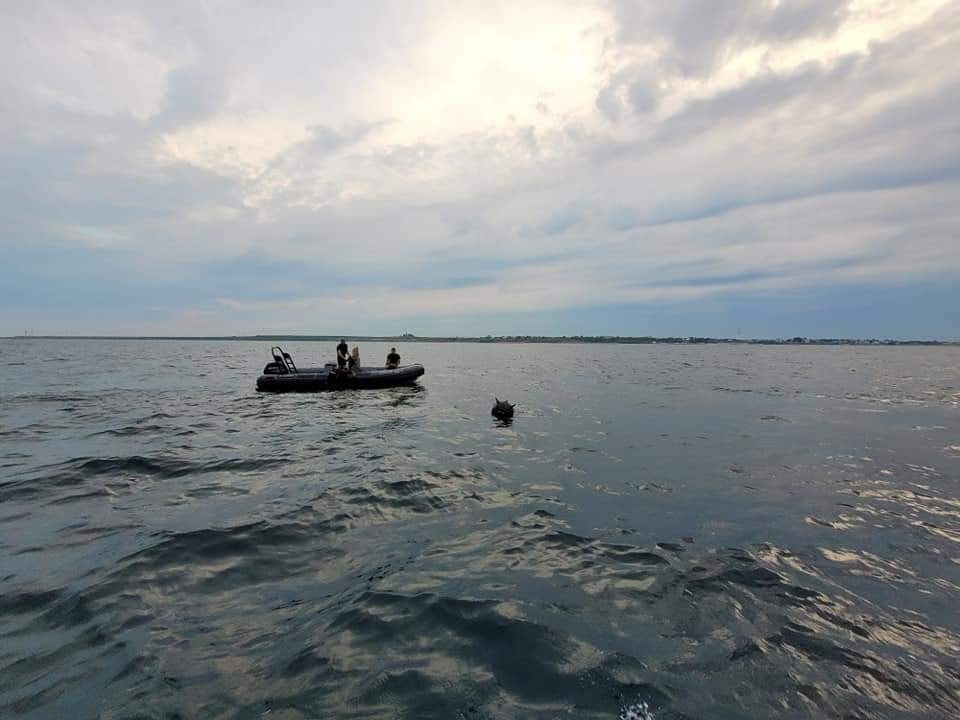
[1,340,959,718]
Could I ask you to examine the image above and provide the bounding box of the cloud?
[596,63,661,122]
[608,0,852,75]
[1,0,958,336]
[212,182,960,325]
[151,67,228,132]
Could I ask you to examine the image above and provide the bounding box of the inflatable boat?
[256,346,424,392]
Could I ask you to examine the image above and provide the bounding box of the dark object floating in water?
[257,346,424,392]
[492,398,515,419]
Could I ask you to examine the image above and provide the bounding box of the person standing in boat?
[386,347,400,369]
[336,339,349,369]
[348,346,360,371]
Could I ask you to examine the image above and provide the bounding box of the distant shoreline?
[4,335,958,346]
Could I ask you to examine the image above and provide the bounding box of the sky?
[1,0,959,339]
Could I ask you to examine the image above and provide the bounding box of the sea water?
[1,339,958,718]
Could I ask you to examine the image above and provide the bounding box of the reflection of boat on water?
[256,346,424,393]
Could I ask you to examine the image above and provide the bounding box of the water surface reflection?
[1,340,958,718]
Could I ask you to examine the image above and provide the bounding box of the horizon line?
[3,334,958,345]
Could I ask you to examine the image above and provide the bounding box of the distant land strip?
[4,334,958,346]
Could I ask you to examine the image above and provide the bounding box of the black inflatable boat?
[256,346,424,392]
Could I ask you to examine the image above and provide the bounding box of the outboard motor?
[263,346,297,374]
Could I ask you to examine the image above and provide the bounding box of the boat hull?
[256,364,425,393]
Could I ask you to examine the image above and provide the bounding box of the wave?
[3,341,960,718]
[0,455,291,503]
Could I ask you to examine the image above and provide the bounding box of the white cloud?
[209,181,960,333]
[1,0,959,334]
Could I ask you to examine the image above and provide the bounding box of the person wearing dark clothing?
[386,348,400,369]
[336,340,349,369]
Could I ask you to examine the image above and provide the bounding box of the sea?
[1,339,959,720]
